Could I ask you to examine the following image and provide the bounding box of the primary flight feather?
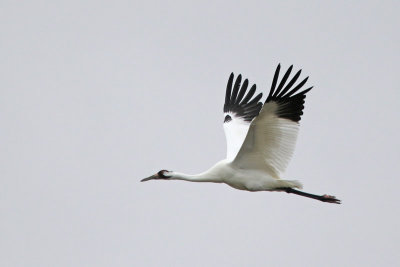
[141,64,341,204]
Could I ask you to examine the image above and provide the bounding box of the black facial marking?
[158,170,169,178]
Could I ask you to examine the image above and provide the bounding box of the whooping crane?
[141,64,341,204]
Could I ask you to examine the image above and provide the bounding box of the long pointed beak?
[141,175,157,182]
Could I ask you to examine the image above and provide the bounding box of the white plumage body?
[175,159,302,192]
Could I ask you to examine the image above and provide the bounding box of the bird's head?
[140,170,172,182]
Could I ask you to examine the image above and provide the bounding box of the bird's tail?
[276,180,303,190]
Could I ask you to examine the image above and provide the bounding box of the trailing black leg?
[285,188,341,204]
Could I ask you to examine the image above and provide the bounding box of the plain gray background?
[1,0,399,266]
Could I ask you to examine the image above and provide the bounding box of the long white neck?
[170,171,222,183]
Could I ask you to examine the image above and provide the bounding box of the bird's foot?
[320,194,341,204]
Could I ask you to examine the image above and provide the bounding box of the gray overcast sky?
[1,0,399,266]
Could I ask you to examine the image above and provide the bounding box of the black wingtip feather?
[247,92,263,106]
[224,73,263,122]
[283,76,309,99]
[266,65,312,122]
[273,65,293,98]
[224,65,312,124]
[235,79,248,104]
[230,74,242,104]
[241,84,256,104]
[225,73,234,106]
[268,64,281,100]
[277,69,301,98]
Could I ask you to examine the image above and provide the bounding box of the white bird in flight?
[141,64,341,204]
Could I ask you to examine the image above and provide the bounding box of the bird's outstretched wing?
[232,64,313,178]
[223,73,263,161]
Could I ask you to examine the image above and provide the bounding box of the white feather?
[232,102,300,179]
[223,113,252,161]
